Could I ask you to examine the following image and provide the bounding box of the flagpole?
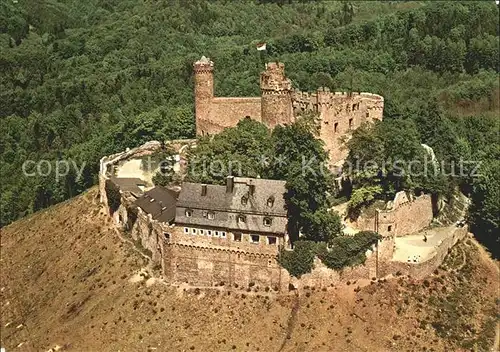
[256,42,267,68]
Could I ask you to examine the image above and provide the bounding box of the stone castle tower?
[260,62,294,127]
[193,56,384,165]
[193,56,214,135]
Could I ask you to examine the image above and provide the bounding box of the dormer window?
[263,217,272,227]
[267,196,274,207]
[241,196,248,205]
[238,214,246,223]
[207,211,215,220]
[185,209,192,217]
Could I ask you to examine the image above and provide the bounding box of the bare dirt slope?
[1,188,498,352]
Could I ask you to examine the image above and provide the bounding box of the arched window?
[263,217,272,227]
[267,196,275,207]
[241,196,248,205]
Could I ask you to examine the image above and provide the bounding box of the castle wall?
[199,97,262,135]
[377,193,433,237]
[162,243,286,289]
[131,209,165,263]
[377,227,468,279]
[160,226,287,289]
[353,192,433,238]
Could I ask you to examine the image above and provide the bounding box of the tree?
[265,116,335,241]
[341,1,355,26]
[152,146,177,187]
[186,118,271,184]
[468,161,500,258]
[302,207,342,244]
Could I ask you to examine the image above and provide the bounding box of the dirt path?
[277,294,300,352]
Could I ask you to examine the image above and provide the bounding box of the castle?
[96,59,469,292]
[193,56,385,165]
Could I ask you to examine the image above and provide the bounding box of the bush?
[278,231,380,276]
[317,231,381,270]
[278,241,318,278]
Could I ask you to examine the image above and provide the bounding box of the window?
[263,217,272,227]
[164,233,171,240]
[191,228,197,235]
[387,225,392,232]
[268,236,277,245]
[184,227,189,234]
[233,233,242,242]
[352,103,356,111]
[185,209,192,217]
[366,111,370,118]
[267,197,274,207]
[221,232,227,238]
[348,118,353,129]
[238,214,246,223]
[208,211,215,220]
[241,196,248,205]
[214,231,220,237]
[202,210,208,218]
[200,229,204,235]
[207,230,212,237]
[334,122,338,133]
[250,235,260,244]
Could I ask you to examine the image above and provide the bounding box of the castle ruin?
[95,58,468,292]
[193,56,384,165]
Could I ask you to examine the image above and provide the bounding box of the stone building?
[193,56,384,165]
[161,176,290,287]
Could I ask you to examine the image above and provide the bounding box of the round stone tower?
[260,62,293,128]
[193,56,214,136]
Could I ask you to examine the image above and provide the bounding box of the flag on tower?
[256,42,267,51]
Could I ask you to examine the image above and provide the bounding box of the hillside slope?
[1,188,498,351]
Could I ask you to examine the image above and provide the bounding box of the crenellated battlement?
[260,62,292,92]
[292,88,384,107]
[193,56,214,73]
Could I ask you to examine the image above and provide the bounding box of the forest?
[0,1,498,254]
